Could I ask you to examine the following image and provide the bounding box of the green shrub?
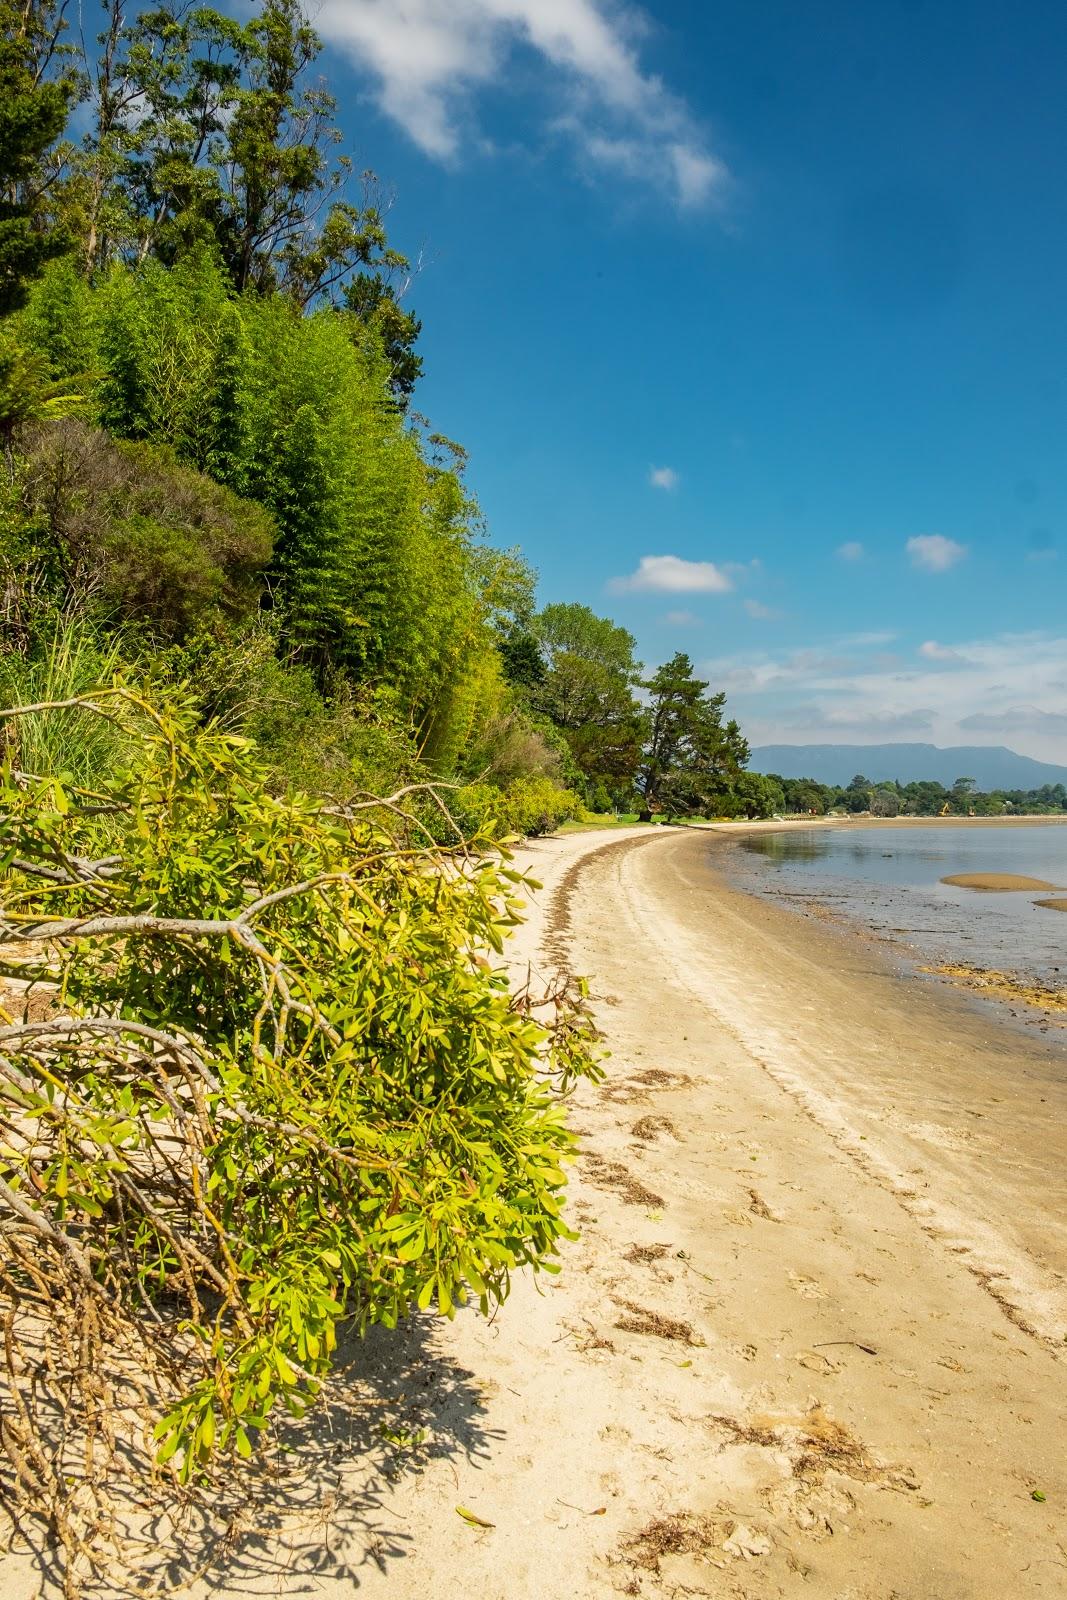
[19,418,274,637]
[444,776,581,842]
[0,684,598,1586]
[157,626,423,799]
[588,780,614,814]
[446,779,507,840]
[502,775,583,837]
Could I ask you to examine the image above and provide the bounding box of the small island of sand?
[940,872,1058,891]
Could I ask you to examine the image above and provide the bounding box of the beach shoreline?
[6,823,1066,1599]
[200,825,1067,1596]
[705,816,1067,1033]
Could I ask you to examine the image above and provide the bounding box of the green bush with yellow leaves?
[0,682,597,1585]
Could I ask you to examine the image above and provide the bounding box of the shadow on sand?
[9,1311,496,1597]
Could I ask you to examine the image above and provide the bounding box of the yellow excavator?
[939,801,951,816]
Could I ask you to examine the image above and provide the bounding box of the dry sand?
[6,824,1067,1598]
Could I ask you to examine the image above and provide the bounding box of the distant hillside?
[751,743,1067,790]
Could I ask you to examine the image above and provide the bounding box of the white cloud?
[315,0,728,208]
[907,534,967,572]
[837,541,864,561]
[918,639,965,663]
[662,609,701,626]
[700,631,1067,764]
[744,598,779,620]
[960,706,1067,736]
[668,142,728,207]
[648,465,679,491]
[609,554,734,594]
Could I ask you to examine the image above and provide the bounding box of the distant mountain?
[750,742,1067,791]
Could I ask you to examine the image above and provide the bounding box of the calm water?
[724,823,1067,983]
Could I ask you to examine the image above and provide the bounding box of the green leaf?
[455,1505,495,1528]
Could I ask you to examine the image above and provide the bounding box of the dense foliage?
[0,687,597,1586]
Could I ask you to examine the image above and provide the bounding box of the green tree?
[0,0,74,312]
[727,770,784,819]
[844,772,873,813]
[951,775,976,813]
[533,602,643,794]
[343,268,422,397]
[637,652,749,819]
[267,399,343,673]
[70,0,417,321]
[779,775,832,815]
[870,783,901,817]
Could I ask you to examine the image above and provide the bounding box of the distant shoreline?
[703,812,1067,832]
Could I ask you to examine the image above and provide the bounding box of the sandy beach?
[7,822,1067,1598]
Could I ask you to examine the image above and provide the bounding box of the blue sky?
[309,0,1066,763]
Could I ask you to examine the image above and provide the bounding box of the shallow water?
[724,823,1067,983]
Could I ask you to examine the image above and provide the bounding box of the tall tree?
[0,0,74,312]
[70,0,418,342]
[638,652,749,818]
[533,602,642,792]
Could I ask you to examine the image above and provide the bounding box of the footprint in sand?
[788,1271,829,1300]
[797,1349,841,1374]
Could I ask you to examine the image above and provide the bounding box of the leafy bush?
[19,418,274,637]
[502,775,583,836]
[587,780,614,814]
[0,684,597,1588]
[157,625,424,799]
[446,776,582,841]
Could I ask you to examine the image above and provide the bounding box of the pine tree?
[638,652,749,818]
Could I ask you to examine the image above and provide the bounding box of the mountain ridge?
[750,742,1067,790]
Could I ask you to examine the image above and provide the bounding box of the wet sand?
[941,872,1059,891]
[7,824,1067,1599]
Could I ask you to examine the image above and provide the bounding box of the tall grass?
[0,618,131,786]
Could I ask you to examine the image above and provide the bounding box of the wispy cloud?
[316,0,728,209]
[918,639,965,662]
[744,598,780,620]
[837,540,864,561]
[959,706,1067,736]
[609,554,733,594]
[662,608,702,626]
[907,533,967,572]
[700,631,1067,763]
[648,465,679,491]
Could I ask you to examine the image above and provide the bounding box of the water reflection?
[742,833,830,862]
[727,824,1067,983]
